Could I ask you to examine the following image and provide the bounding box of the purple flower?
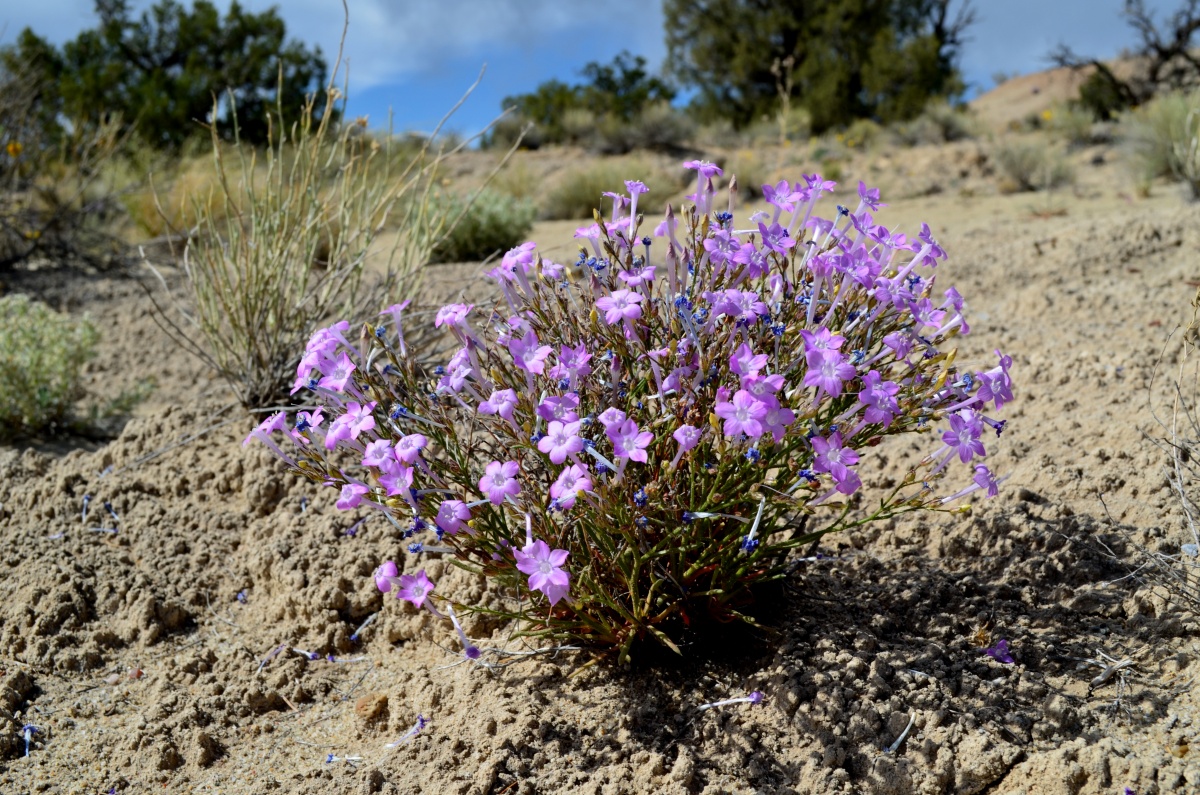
[758,222,796,254]
[673,424,701,452]
[394,433,428,464]
[509,330,553,375]
[763,406,796,443]
[803,350,857,399]
[801,327,845,356]
[435,499,471,534]
[596,289,643,325]
[318,352,356,392]
[943,410,986,464]
[479,460,521,505]
[539,420,584,464]
[374,560,399,593]
[337,483,370,510]
[435,303,473,329]
[598,407,628,430]
[973,465,1000,497]
[243,411,288,447]
[976,350,1014,409]
[548,343,593,384]
[703,230,750,267]
[984,638,1014,664]
[378,462,414,496]
[325,401,376,449]
[857,181,886,211]
[550,464,593,510]
[812,432,861,494]
[514,540,571,606]
[715,390,768,438]
[537,394,580,423]
[683,159,723,180]
[396,570,436,609]
[625,179,648,196]
[362,439,395,468]
[741,373,784,409]
[609,419,654,462]
[730,343,768,377]
[762,179,801,213]
[618,263,656,287]
[479,388,519,421]
[858,370,901,427]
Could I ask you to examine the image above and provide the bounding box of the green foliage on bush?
[2,0,329,150]
[489,52,677,150]
[664,0,970,132]
[0,294,97,437]
[542,160,684,220]
[1125,90,1200,199]
[1078,69,1132,122]
[993,140,1075,193]
[430,189,536,264]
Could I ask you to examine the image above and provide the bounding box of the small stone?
[354,692,388,723]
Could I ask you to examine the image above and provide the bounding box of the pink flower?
[536,394,580,423]
[618,263,656,287]
[374,560,399,593]
[715,390,768,438]
[479,460,521,505]
[812,432,861,494]
[396,570,436,609]
[362,439,395,468]
[435,499,471,534]
[326,401,377,449]
[598,407,627,430]
[378,461,414,496]
[730,343,768,377]
[608,419,653,462]
[318,352,357,392]
[393,433,428,464]
[509,330,553,375]
[683,159,723,180]
[550,464,593,510]
[336,483,370,510]
[479,388,518,421]
[548,343,592,384]
[538,420,584,465]
[763,406,796,443]
[595,289,643,325]
[514,540,571,606]
[435,303,473,328]
[803,350,856,398]
[243,411,287,447]
[673,424,702,452]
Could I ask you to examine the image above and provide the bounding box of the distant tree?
[1051,0,1200,119]
[496,51,676,145]
[579,51,676,122]
[662,0,974,132]
[1,0,330,149]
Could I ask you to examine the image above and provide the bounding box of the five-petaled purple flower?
[515,540,571,606]
[596,289,643,325]
[479,460,521,505]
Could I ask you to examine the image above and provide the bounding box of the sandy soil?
[3,96,1200,794]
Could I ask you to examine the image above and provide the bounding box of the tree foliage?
[663,0,973,132]
[497,51,675,145]
[1,0,329,149]
[1051,0,1200,119]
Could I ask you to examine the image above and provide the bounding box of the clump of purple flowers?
[248,163,1014,662]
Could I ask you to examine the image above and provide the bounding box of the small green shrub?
[542,159,683,220]
[1047,104,1097,149]
[429,189,536,263]
[994,139,1075,193]
[0,294,97,437]
[842,118,882,150]
[1124,90,1200,199]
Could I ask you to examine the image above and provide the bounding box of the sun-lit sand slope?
[3,73,1200,794]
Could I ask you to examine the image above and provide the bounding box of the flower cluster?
[247,162,1014,661]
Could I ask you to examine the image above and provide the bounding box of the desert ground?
[2,70,1200,794]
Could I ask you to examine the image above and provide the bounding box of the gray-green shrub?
[994,139,1075,193]
[542,159,684,220]
[1124,89,1200,199]
[430,189,535,263]
[0,294,97,437]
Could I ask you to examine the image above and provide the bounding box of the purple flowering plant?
[249,165,1015,662]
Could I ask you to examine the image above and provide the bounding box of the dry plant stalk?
[142,0,520,408]
[1133,292,1200,612]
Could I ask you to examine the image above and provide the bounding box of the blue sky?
[0,0,1183,136]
